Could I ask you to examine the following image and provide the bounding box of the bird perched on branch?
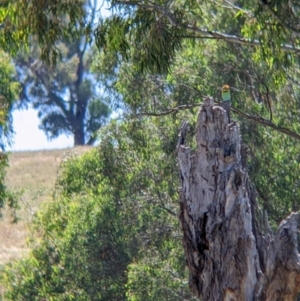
[221,84,231,122]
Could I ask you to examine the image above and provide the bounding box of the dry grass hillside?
[0,146,92,265]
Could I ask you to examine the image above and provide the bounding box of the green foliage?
[0,152,20,221]
[243,123,300,225]
[4,146,138,300]
[1,0,299,75]
[0,50,20,216]
[94,0,300,76]
[55,150,104,196]
[4,194,132,301]
[3,113,197,300]
[0,50,20,147]
[95,9,185,74]
[0,0,86,64]
[126,246,197,301]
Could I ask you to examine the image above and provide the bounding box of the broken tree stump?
[178,97,300,301]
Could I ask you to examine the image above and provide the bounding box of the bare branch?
[132,102,300,141]
[230,106,300,140]
[131,103,202,118]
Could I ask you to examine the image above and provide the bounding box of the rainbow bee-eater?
[221,84,231,102]
[221,84,231,122]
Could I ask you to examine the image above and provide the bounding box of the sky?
[6,0,111,152]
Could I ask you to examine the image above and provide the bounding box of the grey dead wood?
[177,97,300,301]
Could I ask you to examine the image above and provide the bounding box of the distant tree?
[17,39,110,145]
[15,1,110,146]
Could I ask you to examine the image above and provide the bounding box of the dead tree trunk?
[178,97,300,301]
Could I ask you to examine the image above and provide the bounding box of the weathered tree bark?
[178,97,300,301]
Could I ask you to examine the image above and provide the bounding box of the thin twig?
[131,103,202,118]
